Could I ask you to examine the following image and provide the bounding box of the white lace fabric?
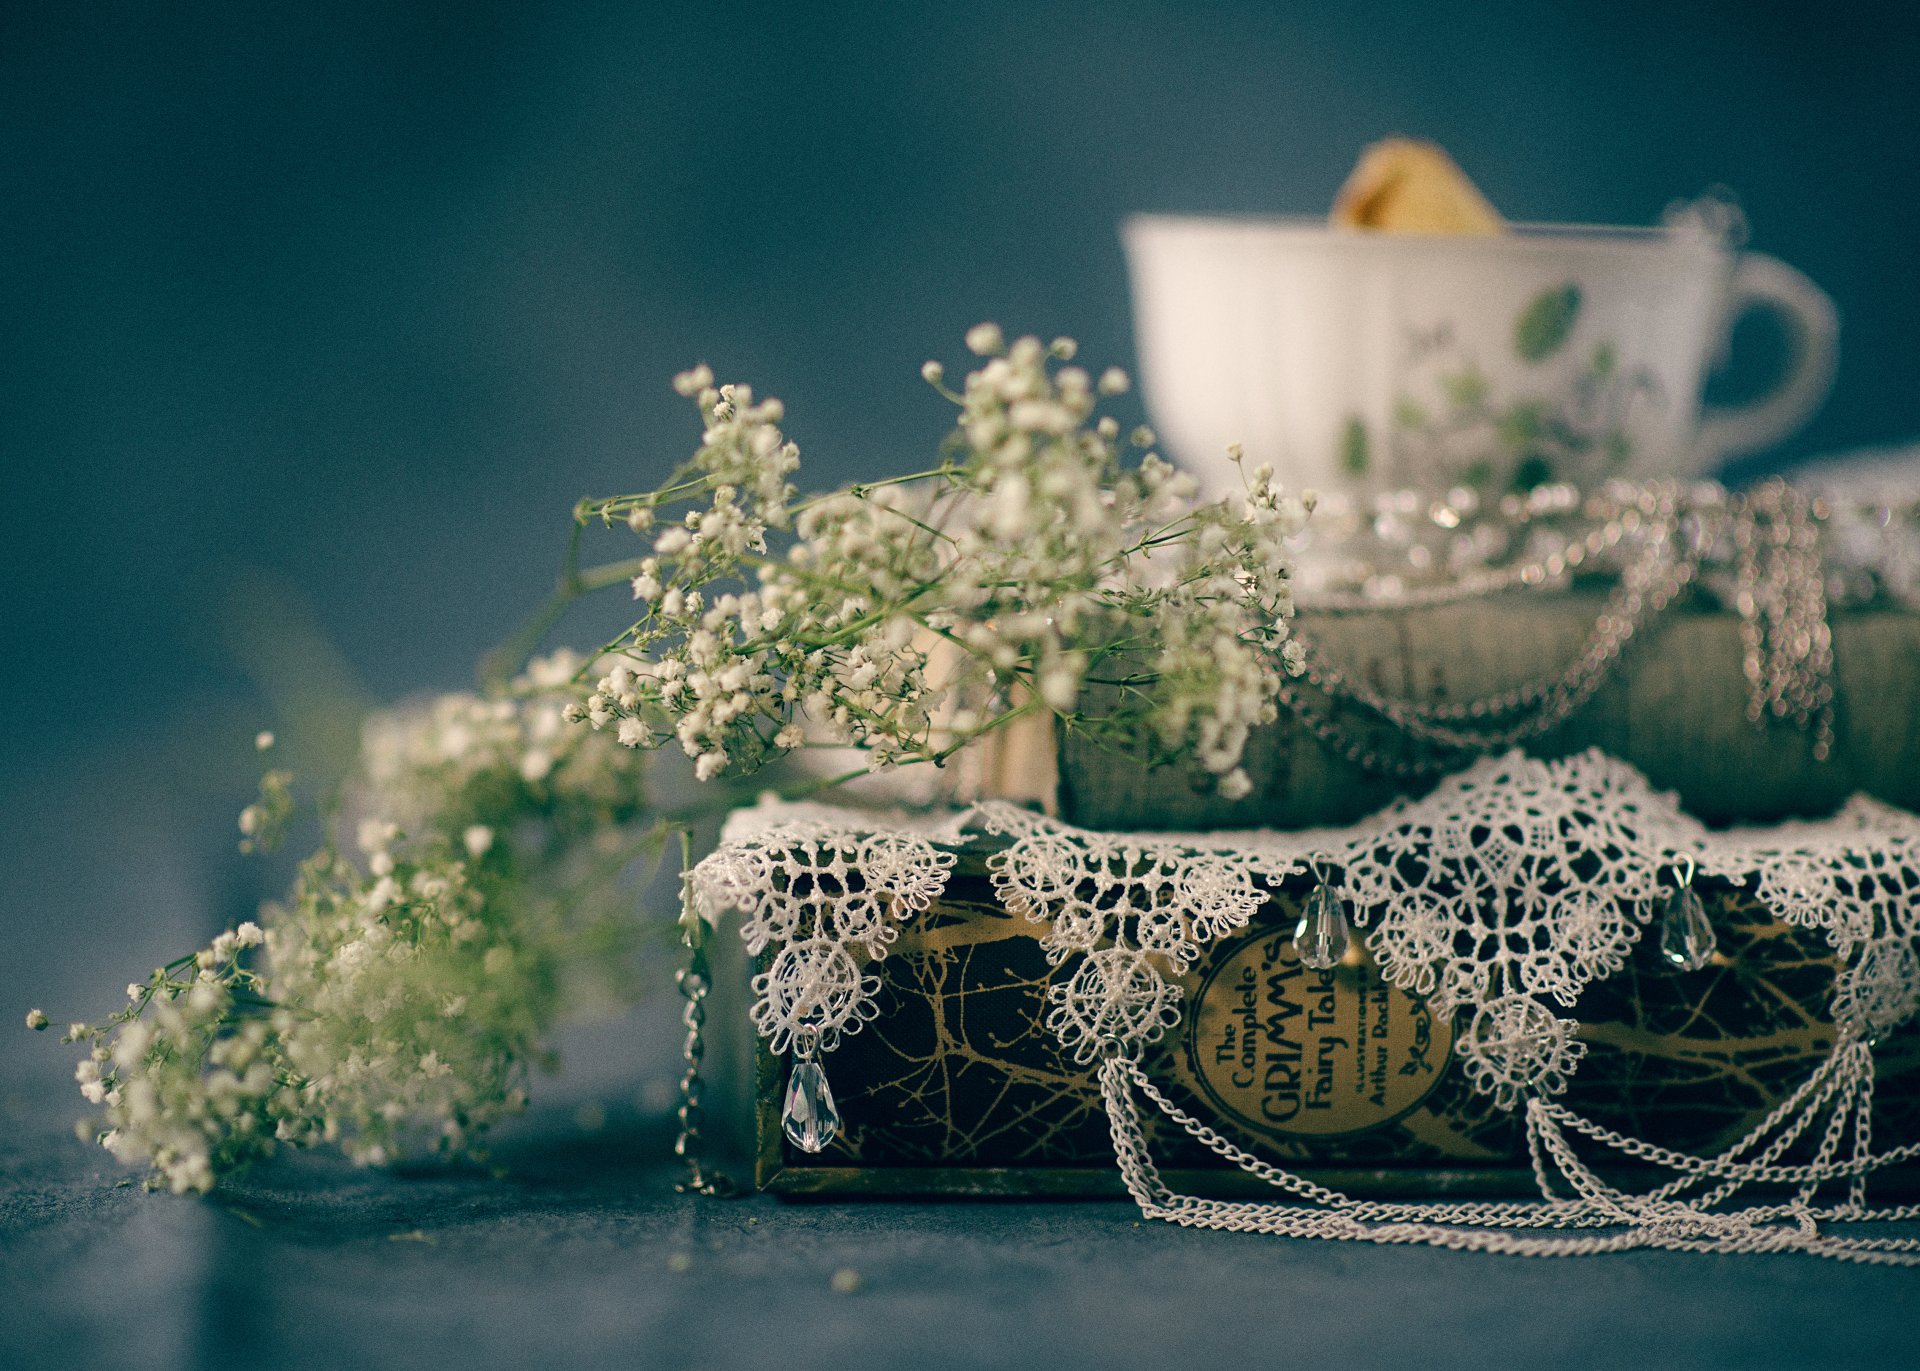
[692,750,1920,1263]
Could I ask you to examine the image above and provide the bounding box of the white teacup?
[1122,214,1837,498]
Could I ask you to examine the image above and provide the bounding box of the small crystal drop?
[782,1059,840,1153]
[1295,884,1351,971]
[1658,886,1717,972]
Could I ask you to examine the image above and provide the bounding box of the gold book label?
[1182,927,1453,1139]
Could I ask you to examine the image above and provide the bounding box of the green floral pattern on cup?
[1514,283,1582,362]
[1382,282,1665,493]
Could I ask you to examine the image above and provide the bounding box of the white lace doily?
[691,750,1920,1263]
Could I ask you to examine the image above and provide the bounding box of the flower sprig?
[60,923,279,1194]
[49,653,662,1192]
[571,326,1312,798]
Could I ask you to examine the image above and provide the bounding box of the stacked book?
[1063,593,1920,831]
[737,587,1920,1197]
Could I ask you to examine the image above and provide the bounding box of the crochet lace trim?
[695,751,1920,1262]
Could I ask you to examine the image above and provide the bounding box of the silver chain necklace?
[1279,478,1835,778]
[1732,479,1836,761]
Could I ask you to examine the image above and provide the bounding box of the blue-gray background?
[5,7,1920,1366]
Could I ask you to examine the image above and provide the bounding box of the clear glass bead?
[782,1058,839,1153]
[1295,883,1351,971]
[1658,886,1717,972]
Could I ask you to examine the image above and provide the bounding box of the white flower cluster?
[572,327,1312,798]
[575,373,951,777]
[61,652,658,1192]
[64,923,274,1194]
[360,649,647,840]
[259,829,533,1169]
[1131,447,1311,797]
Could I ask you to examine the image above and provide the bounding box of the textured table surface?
[5,1054,1920,1371]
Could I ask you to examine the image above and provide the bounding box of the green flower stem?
[555,820,673,905]
[484,549,655,687]
[928,697,1039,766]
[789,466,957,516]
[482,519,586,687]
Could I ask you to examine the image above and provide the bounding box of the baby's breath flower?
[58,650,658,1193]
[964,321,1004,355]
[238,767,293,855]
[1039,662,1079,713]
[570,326,1307,800]
[25,1009,48,1031]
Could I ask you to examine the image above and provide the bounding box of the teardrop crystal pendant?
[1658,885,1717,972]
[1295,883,1351,971]
[782,1058,840,1153]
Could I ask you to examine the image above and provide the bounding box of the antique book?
[1061,596,1920,831]
[744,844,1920,1198]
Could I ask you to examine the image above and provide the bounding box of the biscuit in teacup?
[1332,138,1503,234]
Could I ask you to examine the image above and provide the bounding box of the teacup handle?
[1693,252,1839,469]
